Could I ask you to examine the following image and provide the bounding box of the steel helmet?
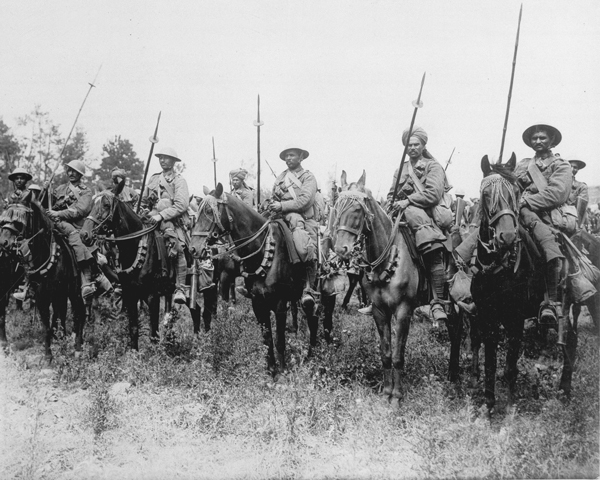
[454,187,466,197]
[8,167,33,181]
[155,146,182,162]
[279,145,309,160]
[28,184,42,191]
[66,160,86,176]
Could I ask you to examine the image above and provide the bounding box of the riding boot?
[80,263,96,300]
[424,249,448,323]
[173,252,188,304]
[301,260,319,314]
[540,258,562,325]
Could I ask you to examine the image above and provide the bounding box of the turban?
[111,168,128,178]
[230,168,248,181]
[401,126,428,147]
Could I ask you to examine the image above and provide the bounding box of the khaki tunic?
[232,185,255,208]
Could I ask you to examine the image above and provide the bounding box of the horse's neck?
[365,200,393,262]
[227,197,266,242]
[115,203,143,236]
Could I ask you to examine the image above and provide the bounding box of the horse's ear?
[341,170,347,189]
[506,152,517,171]
[215,183,223,199]
[357,170,366,189]
[481,155,492,176]
[113,178,125,196]
[203,186,210,196]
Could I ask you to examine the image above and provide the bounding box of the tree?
[97,136,143,185]
[0,118,22,199]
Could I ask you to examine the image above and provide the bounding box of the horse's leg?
[203,287,217,332]
[585,293,599,335]
[0,303,7,348]
[305,300,318,349]
[482,313,500,417]
[342,275,357,310]
[252,298,277,376]
[287,301,298,334]
[322,293,336,344]
[559,301,577,397]
[148,294,161,343]
[190,305,201,334]
[391,301,412,406]
[373,304,393,398]
[220,270,230,302]
[504,316,525,408]
[124,294,139,349]
[37,297,53,360]
[469,313,481,385]
[275,300,287,371]
[446,306,464,382]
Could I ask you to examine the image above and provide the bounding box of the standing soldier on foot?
[268,145,319,312]
[140,147,190,304]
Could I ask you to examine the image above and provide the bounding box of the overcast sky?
[2,0,599,200]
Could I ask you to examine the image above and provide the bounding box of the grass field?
[0,292,598,479]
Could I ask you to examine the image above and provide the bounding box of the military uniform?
[7,189,28,204]
[232,185,255,208]
[118,186,139,209]
[51,181,94,263]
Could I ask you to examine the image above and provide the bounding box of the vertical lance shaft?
[136,111,161,213]
[212,137,217,189]
[499,4,523,163]
[390,72,426,205]
[41,64,102,206]
[255,95,263,206]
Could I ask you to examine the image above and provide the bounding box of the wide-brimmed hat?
[8,167,32,181]
[155,146,181,162]
[522,124,562,148]
[66,160,86,176]
[568,159,586,170]
[279,145,309,160]
[28,184,42,191]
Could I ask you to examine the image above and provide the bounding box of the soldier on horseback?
[268,145,319,312]
[7,167,33,204]
[387,126,453,323]
[229,168,255,208]
[566,159,589,229]
[139,146,190,305]
[46,160,113,299]
[515,124,572,324]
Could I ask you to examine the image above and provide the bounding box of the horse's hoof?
[390,396,401,409]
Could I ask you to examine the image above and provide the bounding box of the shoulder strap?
[527,160,548,190]
[407,162,425,193]
[159,173,175,199]
[284,171,301,200]
[68,183,81,200]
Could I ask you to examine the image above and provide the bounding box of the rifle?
[136,112,161,214]
[389,72,427,205]
[264,158,277,178]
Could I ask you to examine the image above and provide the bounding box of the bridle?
[86,191,119,236]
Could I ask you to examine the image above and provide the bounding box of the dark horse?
[471,154,579,416]
[332,172,464,406]
[190,184,319,376]
[80,184,215,348]
[0,194,88,360]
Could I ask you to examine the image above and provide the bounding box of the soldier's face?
[159,155,176,170]
[231,177,242,189]
[284,150,303,170]
[570,164,580,176]
[530,131,553,152]
[13,175,28,189]
[67,168,83,183]
[407,137,424,159]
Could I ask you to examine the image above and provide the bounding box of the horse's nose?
[334,244,349,258]
[497,230,516,248]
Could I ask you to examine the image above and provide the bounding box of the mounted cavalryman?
[7,167,33,204]
[386,126,453,323]
[515,124,572,326]
[46,160,113,299]
[139,146,191,304]
[229,168,255,208]
[268,145,319,312]
[566,159,589,230]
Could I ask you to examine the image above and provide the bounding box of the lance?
[444,147,456,172]
[390,72,426,205]
[211,137,218,189]
[264,158,277,178]
[41,64,102,206]
[253,95,264,205]
[498,4,523,163]
[136,111,161,213]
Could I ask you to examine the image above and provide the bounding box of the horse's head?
[81,188,120,246]
[479,153,520,251]
[190,183,227,259]
[332,170,372,259]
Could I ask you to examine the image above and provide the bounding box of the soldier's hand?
[395,200,410,211]
[151,214,162,223]
[269,201,282,213]
[47,210,59,221]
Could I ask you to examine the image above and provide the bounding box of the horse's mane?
[487,163,517,184]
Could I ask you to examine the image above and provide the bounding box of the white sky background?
[2,0,599,200]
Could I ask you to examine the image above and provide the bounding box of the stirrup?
[173,288,187,305]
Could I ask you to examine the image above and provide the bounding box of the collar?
[534,150,555,166]
[288,166,304,175]
[161,170,175,182]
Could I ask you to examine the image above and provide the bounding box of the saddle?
[271,219,302,265]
